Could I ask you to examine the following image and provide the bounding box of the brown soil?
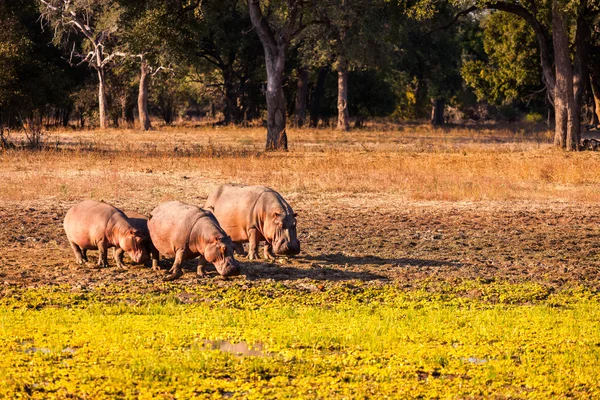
[2,194,599,291]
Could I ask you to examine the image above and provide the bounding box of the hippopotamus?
[204,184,300,260]
[114,210,160,270]
[63,200,150,268]
[147,201,240,281]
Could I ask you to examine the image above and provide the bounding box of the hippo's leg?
[81,249,88,262]
[197,255,208,278]
[114,248,126,269]
[97,240,109,268]
[151,249,161,271]
[164,250,184,281]
[263,243,276,260]
[247,229,260,260]
[234,242,248,257]
[69,241,85,264]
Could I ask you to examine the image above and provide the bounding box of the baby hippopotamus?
[63,200,150,268]
[205,184,300,260]
[115,210,160,270]
[147,201,240,281]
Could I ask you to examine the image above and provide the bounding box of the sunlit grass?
[0,281,599,398]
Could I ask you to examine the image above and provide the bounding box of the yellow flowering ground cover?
[1,281,599,399]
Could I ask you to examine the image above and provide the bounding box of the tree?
[461,12,544,110]
[391,2,468,126]
[187,0,265,125]
[1,0,82,128]
[39,0,126,129]
[247,0,308,150]
[300,0,392,130]
[0,4,32,125]
[450,0,600,149]
[119,0,179,130]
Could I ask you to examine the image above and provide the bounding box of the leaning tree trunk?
[97,69,108,129]
[431,98,445,126]
[293,67,309,128]
[552,3,575,150]
[591,74,600,126]
[138,61,151,131]
[336,60,350,131]
[264,46,288,151]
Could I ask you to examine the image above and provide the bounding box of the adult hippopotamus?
[147,201,240,281]
[63,200,150,268]
[204,184,300,260]
[114,210,160,270]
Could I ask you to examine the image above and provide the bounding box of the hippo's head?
[204,236,240,277]
[120,229,150,264]
[265,210,300,256]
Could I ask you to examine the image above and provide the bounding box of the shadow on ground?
[241,261,387,282]
[302,253,461,268]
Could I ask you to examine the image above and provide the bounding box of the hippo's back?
[148,201,212,256]
[63,200,123,244]
[205,184,271,239]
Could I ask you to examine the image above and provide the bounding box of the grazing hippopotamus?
[147,201,240,281]
[204,184,300,260]
[114,210,160,270]
[63,200,150,268]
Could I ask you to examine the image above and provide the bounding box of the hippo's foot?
[163,270,183,282]
[248,251,259,260]
[117,264,128,270]
[152,265,162,272]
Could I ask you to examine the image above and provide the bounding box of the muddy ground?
[1,193,599,292]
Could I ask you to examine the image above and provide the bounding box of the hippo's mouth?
[214,258,241,277]
[131,251,149,264]
[273,237,301,256]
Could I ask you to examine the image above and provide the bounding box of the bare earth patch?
[1,194,599,292]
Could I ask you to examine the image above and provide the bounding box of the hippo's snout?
[274,239,300,256]
[131,251,149,264]
[215,258,241,277]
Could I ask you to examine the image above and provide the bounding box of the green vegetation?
[1,280,599,398]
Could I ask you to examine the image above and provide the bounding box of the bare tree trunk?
[431,98,445,126]
[223,68,243,124]
[571,0,590,147]
[138,61,151,131]
[264,46,288,150]
[591,74,600,126]
[310,67,328,128]
[248,0,304,151]
[120,93,128,127]
[97,69,108,129]
[552,3,575,149]
[414,77,429,119]
[336,60,350,131]
[293,67,309,128]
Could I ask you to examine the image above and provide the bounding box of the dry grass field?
[2,123,600,398]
